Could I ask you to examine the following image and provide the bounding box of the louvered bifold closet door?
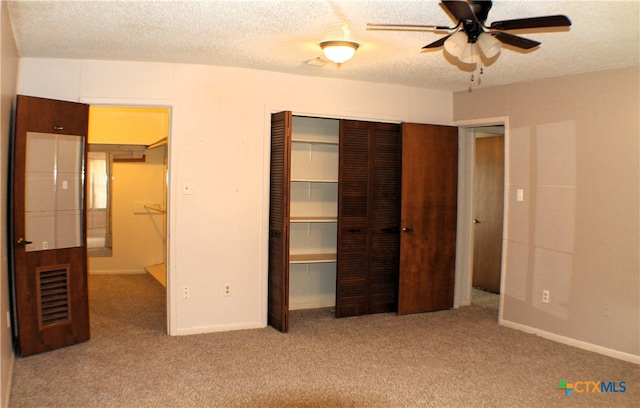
[268,111,291,332]
[336,121,370,317]
[368,123,401,313]
[336,120,401,317]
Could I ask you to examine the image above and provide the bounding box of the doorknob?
[473,219,481,224]
[402,227,414,233]
[16,238,33,246]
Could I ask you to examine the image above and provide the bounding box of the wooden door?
[268,111,291,332]
[336,120,400,317]
[472,135,504,293]
[10,95,90,356]
[368,123,401,313]
[398,123,458,315]
[336,120,369,317]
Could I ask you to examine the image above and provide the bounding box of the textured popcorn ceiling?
[7,0,640,91]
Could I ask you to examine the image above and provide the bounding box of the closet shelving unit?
[288,116,339,308]
[144,136,168,287]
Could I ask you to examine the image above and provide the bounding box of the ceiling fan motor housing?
[461,1,493,43]
[468,0,493,22]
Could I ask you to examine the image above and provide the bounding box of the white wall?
[17,58,453,336]
[454,67,640,361]
[1,1,18,405]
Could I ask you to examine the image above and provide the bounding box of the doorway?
[454,122,506,320]
[86,105,170,329]
[471,126,504,315]
[472,127,504,294]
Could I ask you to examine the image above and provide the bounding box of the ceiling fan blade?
[422,35,452,49]
[490,15,571,31]
[367,23,451,31]
[441,0,478,22]
[492,32,540,49]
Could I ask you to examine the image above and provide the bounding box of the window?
[87,151,112,256]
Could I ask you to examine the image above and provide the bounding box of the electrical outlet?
[224,283,232,297]
[183,286,190,300]
[542,290,550,303]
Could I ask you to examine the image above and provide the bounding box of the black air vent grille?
[38,267,70,327]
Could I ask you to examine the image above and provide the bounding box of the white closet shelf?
[290,216,337,223]
[291,178,338,183]
[291,138,338,145]
[290,253,337,264]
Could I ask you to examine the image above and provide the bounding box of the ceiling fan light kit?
[459,42,481,65]
[443,31,468,58]
[319,40,360,65]
[476,33,501,59]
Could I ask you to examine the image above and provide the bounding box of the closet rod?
[144,204,166,213]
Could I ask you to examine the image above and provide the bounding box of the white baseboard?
[290,297,334,311]
[89,269,146,275]
[500,319,640,364]
[174,321,265,336]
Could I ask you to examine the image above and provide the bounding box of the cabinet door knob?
[473,219,481,224]
[402,227,413,233]
[348,228,361,233]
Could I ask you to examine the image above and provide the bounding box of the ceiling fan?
[368,0,571,67]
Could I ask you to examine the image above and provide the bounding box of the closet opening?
[87,105,170,331]
[269,112,459,332]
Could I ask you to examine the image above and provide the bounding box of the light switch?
[516,189,524,202]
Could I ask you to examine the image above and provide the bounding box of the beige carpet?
[9,274,639,407]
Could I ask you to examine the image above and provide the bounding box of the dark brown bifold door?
[268,111,292,332]
[398,123,458,315]
[336,120,401,317]
[10,95,90,356]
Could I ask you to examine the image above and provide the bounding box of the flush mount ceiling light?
[319,40,359,65]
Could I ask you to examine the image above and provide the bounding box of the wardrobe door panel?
[336,121,370,317]
[268,111,291,332]
[336,120,401,317]
[369,123,401,313]
[398,123,458,315]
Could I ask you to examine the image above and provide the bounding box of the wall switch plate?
[516,189,524,202]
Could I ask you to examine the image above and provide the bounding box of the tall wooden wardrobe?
[268,112,458,333]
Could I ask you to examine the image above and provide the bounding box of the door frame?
[80,97,175,334]
[454,116,509,324]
